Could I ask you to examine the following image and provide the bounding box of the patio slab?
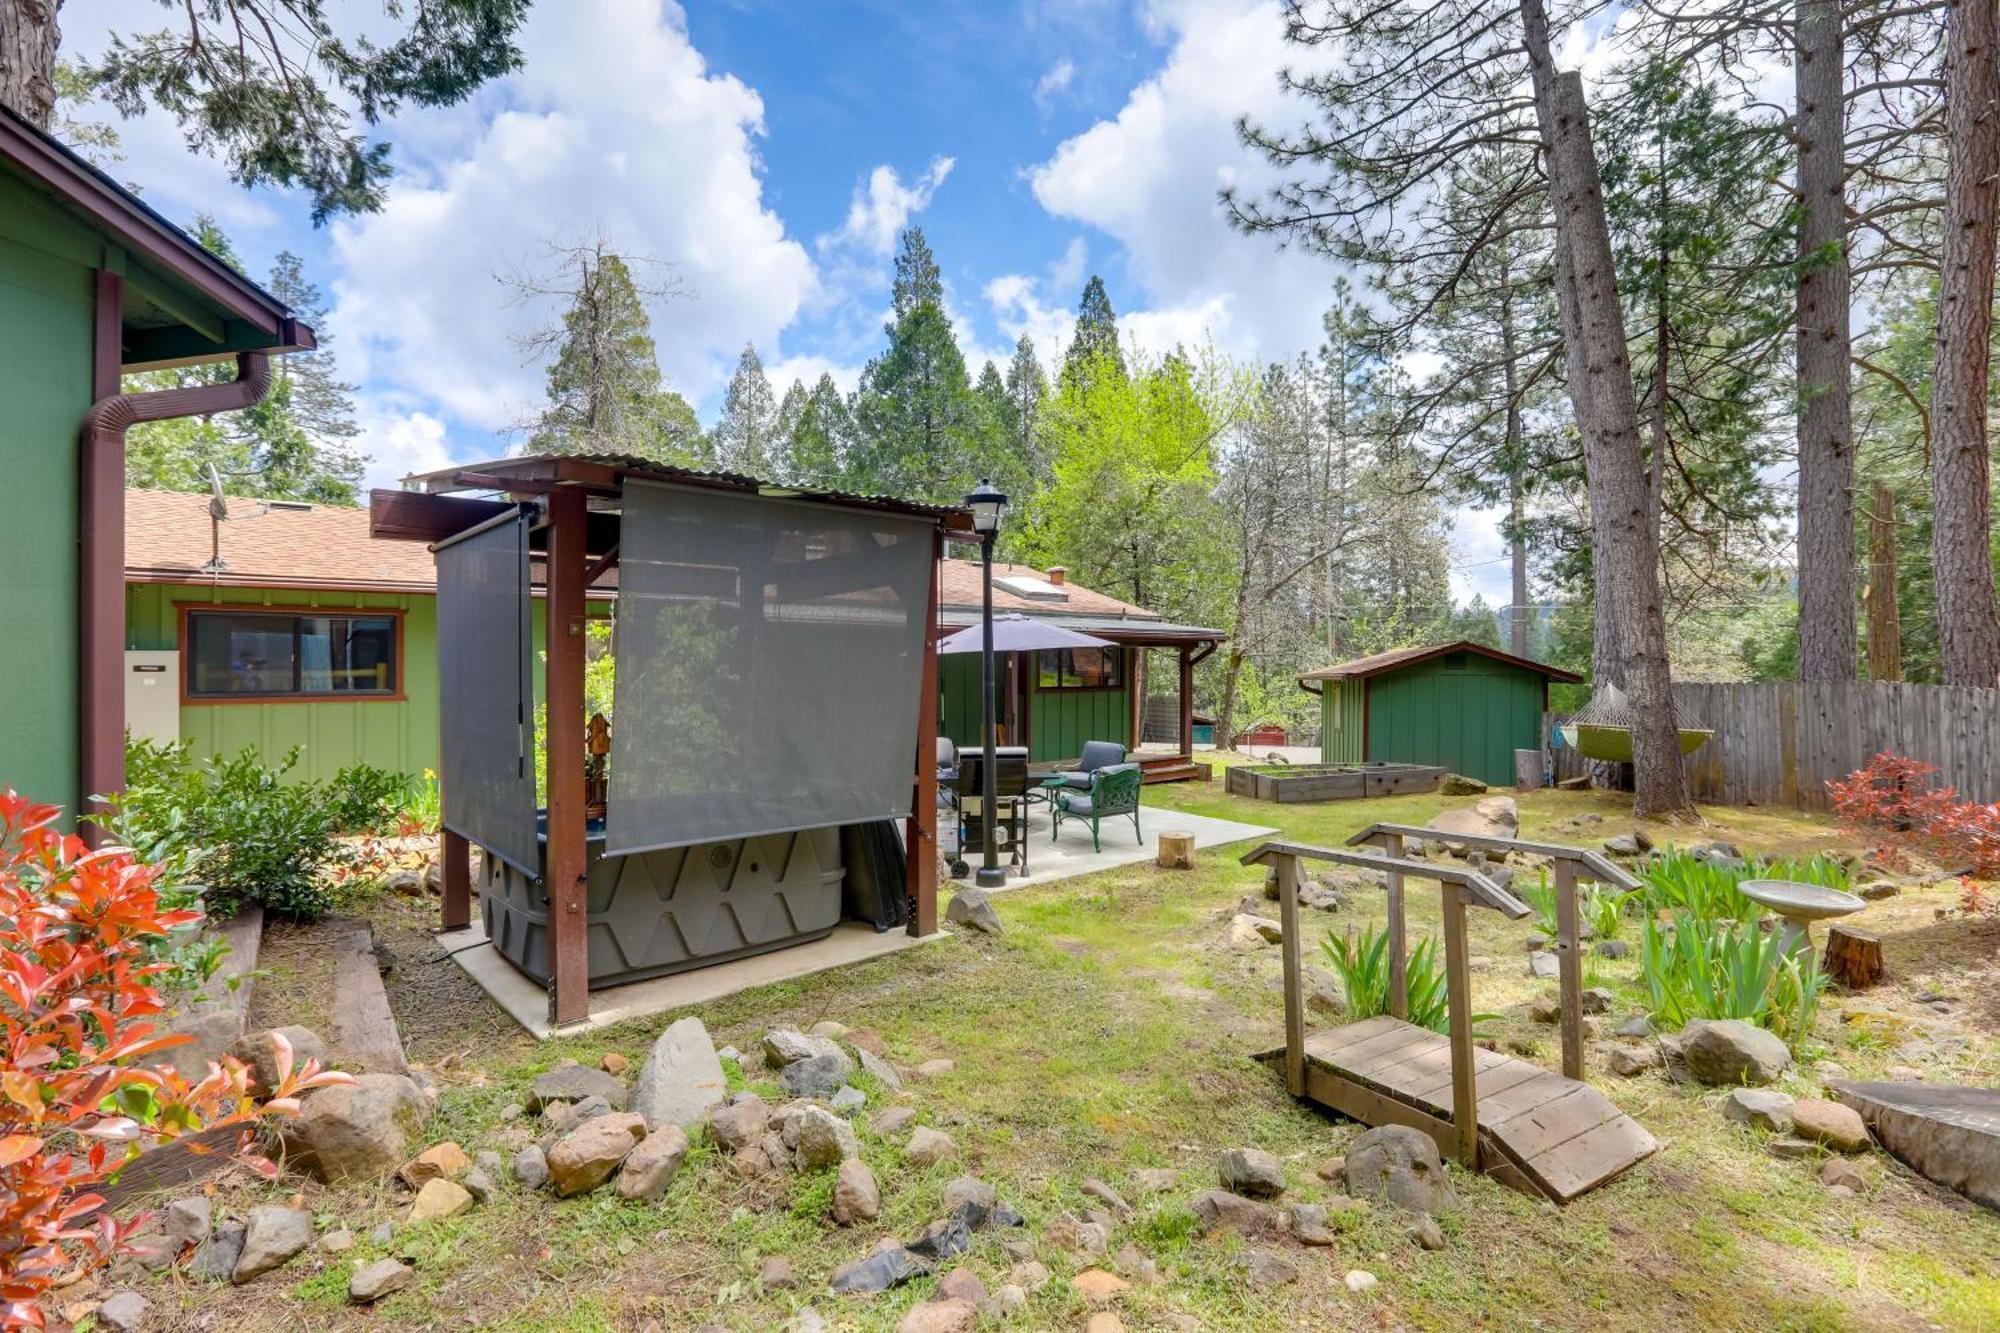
[438,920,950,1040]
[961,800,1275,892]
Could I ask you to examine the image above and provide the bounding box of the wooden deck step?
[1261,1017,1658,1203]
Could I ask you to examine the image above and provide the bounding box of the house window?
[1036,647,1124,691]
[185,609,400,700]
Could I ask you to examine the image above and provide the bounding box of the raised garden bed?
[1225,761,1447,803]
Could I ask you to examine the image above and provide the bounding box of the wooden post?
[1276,852,1306,1097]
[440,828,471,930]
[906,531,942,937]
[1554,858,1584,1082]
[545,488,590,1027]
[1178,645,1194,758]
[1384,832,1408,1020]
[1440,887,1480,1169]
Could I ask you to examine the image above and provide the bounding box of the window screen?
[185,610,399,698]
[1036,646,1124,690]
[606,480,934,856]
[435,510,540,876]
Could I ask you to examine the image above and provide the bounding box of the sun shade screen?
[607,480,934,856]
[436,511,541,875]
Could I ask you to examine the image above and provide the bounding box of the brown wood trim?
[175,602,408,706]
[544,488,591,1027]
[907,531,943,937]
[80,270,125,830]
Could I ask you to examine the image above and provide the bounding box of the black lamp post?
[967,478,1009,889]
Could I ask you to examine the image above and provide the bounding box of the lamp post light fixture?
[967,478,1009,889]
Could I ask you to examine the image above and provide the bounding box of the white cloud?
[823,157,957,260]
[1035,59,1077,108]
[1025,0,1343,366]
[355,401,455,493]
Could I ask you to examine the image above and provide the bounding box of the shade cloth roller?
[607,479,934,857]
[436,509,541,875]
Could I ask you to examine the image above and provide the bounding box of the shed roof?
[1299,641,1583,687]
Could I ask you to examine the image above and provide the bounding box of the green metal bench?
[1051,762,1142,852]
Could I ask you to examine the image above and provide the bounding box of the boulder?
[1071,1268,1129,1303]
[188,1220,245,1281]
[629,1017,727,1130]
[759,1255,796,1289]
[1428,796,1518,846]
[1286,1202,1336,1246]
[1344,1124,1456,1215]
[830,1085,867,1116]
[1224,913,1271,951]
[1819,1157,1868,1192]
[706,1093,770,1151]
[349,1258,412,1304]
[282,1073,430,1183]
[1082,1178,1132,1217]
[936,1267,988,1306]
[616,1126,691,1202]
[409,1178,475,1222]
[1607,1045,1662,1077]
[945,888,1003,935]
[1438,773,1488,795]
[896,1299,977,1333]
[873,1105,919,1137]
[762,1029,849,1069]
[1721,1088,1795,1133]
[1681,1019,1793,1087]
[1346,1270,1379,1293]
[1597,939,1631,959]
[526,1062,627,1112]
[547,1112,648,1197]
[1831,1080,2000,1210]
[833,1157,880,1224]
[1527,951,1559,979]
[163,1196,211,1255]
[1217,1147,1286,1198]
[1242,1247,1299,1288]
[95,1292,150,1332]
[906,1126,958,1167]
[461,1167,495,1203]
[397,1140,469,1189]
[1190,1189,1277,1237]
[1603,831,1653,856]
[226,1026,330,1097]
[855,1047,903,1091]
[512,1144,549,1190]
[1614,1015,1653,1039]
[780,1052,850,1101]
[1791,1098,1871,1153]
[1579,987,1614,1015]
[1409,1215,1446,1250]
[1132,1167,1179,1194]
[942,1176,998,1213]
[231,1206,313,1283]
[794,1106,861,1171]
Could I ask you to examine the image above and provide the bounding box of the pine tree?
[711,343,777,476]
[1003,335,1049,465]
[1062,275,1126,387]
[781,373,850,486]
[848,228,979,502]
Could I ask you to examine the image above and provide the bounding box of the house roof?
[937,560,1158,620]
[0,105,314,369]
[1299,641,1584,687]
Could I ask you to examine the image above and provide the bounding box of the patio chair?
[1050,763,1143,852]
[1056,739,1129,790]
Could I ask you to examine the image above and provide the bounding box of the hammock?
[1558,683,1714,763]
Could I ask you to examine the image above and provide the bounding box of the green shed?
[1299,642,1582,788]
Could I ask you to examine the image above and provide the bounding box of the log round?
[1824,925,1885,989]
[1157,830,1197,870]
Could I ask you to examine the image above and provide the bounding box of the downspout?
[78,303,274,828]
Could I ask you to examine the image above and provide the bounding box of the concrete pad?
[962,801,1275,893]
[441,920,950,1040]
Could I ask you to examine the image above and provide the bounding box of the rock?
[1607,1045,1662,1077]
[896,1299,977,1333]
[599,1052,630,1075]
[547,1112,648,1196]
[1527,951,1559,979]
[94,1292,150,1332]
[1596,939,1631,959]
[369,1222,395,1246]
[1722,1088,1795,1132]
[873,1105,919,1137]
[616,1126,690,1202]
[1819,1158,1867,1192]
[541,1094,613,1144]
[1112,1243,1160,1285]
[1791,1098,1870,1153]
[781,1052,850,1100]
[809,1019,850,1039]
[763,1029,850,1070]
[759,1255,796,1288]
[1345,1124,1456,1215]
[831,1086,867,1116]
[1886,1064,1925,1082]
[282,1073,431,1183]
[1287,1203,1335,1245]
[1218,1147,1286,1198]
[189,1220,245,1282]
[1409,1215,1446,1250]
[1224,913,1271,951]
[942,1176,998,1213]
[706,1094,770,1151]
[226,1026,330,1097]
[1579,987,1614,1015]
[833,1157,881,1224]
[1010,1259,1051,1292]
[474,1148,504,1177]
[1832,1080,1999,1209]
[946,888,1003,935]
[856,1047,903,1091]
[349,1258,412,1304]
[163,1196,211,1255]
[460,1167,495,1203]
[629,1017,728,1130]
[513,1144,549,1190]
[1191,1189,1277,1237]
[1429,795,1518,846]
[830,1246,930,1295]
[1133,1167,1179,1193]
[794,1106,861,1170]
[913,1058,955,1078]
[409,1178,476,1222]
[1524,934,1548,951]
[320,1228,355,1255]
[1857,879,1901,900]
[1237,1246,1295,1287]
[1316,1156,1346,1184]
[936,1267,988,1305]
[1615,1015,1653,1039]
[1682,1019,1793,1087]
[1085,1317,1125,1333]
[1082,1178,1132,1217]
[906,1126,958,1167]
[231,1206,314,1283]
[397,1140,470,1189]
[1529,998,1561,1024]
[993,1283,1027,1314]
[1439,773,1488,795]
[526,1062,627,1113]
[1346,1269,1380,1293]
[1049,1215,1109,1257]
[1071,1268,1130,1303]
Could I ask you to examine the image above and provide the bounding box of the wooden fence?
[1553,681,2000,811]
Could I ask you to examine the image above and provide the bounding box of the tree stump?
[1157,830,1196,870]
[1514,748,1544,791]
[1824,925,1885,989]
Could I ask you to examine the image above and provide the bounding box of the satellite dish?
[207,464,230,522]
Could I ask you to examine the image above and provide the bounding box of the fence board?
[1551,681,2000,811]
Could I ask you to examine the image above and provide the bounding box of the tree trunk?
[1500,273,1532,660]
[1795,0,1859,682]
[1930,0,2000,686]
[1215,645,1246,751]
[1522,2,1693,819]
[0,0,61,128]
[1865,478,1902,681]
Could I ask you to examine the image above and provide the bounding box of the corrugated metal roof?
[1298,641,1583,685]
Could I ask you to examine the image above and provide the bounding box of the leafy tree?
[1061,275,1126,388]
[848,227,981,502]
[711,343,777,476]
[10,0,533,221]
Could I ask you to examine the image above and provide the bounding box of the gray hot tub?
[478,818,846,987]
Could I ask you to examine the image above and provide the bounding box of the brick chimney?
[1046,566,1066,586]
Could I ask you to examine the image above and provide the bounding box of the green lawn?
[133,782,2000,1332]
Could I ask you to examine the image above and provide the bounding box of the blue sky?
[69,0,1517,603]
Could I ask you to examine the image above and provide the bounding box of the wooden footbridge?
[1248,824,1658,1203]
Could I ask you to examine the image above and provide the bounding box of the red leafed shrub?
[1826,751,2000,877]
[0,790,349,1329]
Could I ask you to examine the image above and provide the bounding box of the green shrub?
[1639,916,1825,1048]
[327,762,409,834]
[1321,923,1453,1033]
[1521,871,1561,938]
[1639,848,1853,928]
[398,768,442,833]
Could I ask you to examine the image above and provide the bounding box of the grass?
[126,782,2000,1332]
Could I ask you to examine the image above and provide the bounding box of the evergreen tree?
[711,343,778,476]
[1002,335,1049,466]
[1062,275,1126,387]
[848,228,980,501]
[779,373,851,486]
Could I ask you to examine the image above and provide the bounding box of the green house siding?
[1318,680,1365,764]
[938,646,1133,764]
[1361,653,1546,787]
[0,175,99,810]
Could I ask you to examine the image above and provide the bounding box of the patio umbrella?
[937,613,1115,655]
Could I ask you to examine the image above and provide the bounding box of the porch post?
[906,529,942,936]
[1178,644,1194,756]
[79,271,124,837]
[545,487,590,1026]
[441,828,471,930]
